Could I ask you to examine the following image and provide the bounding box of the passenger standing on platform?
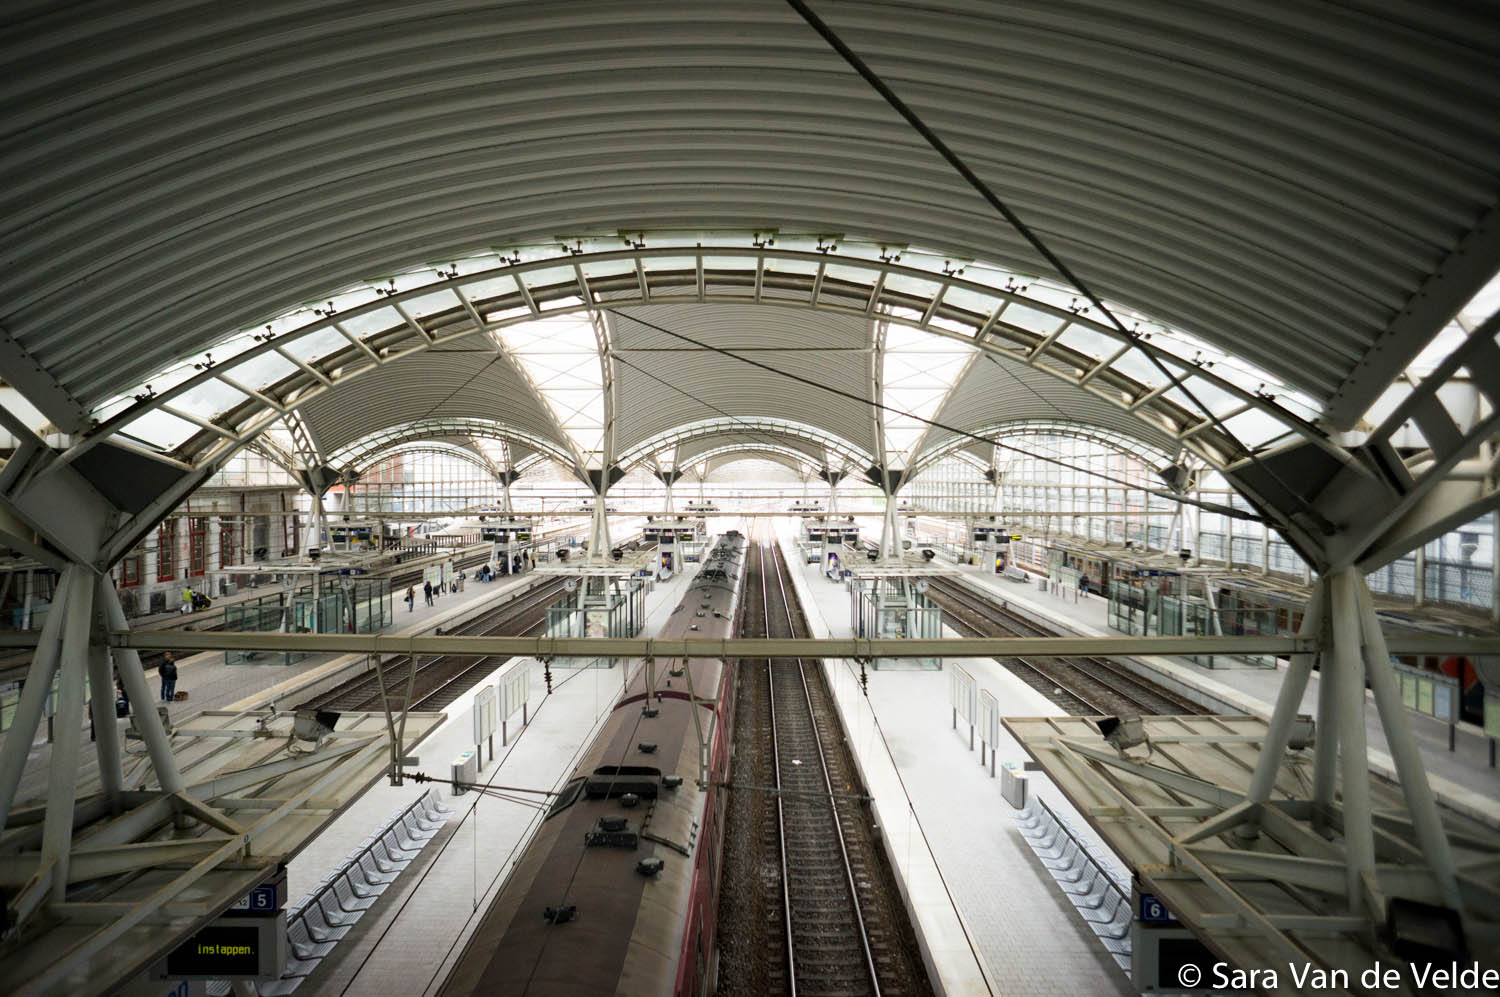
[405,585,415,612]
[159,653,178,702]
[457,570,465,592]
[423,580,433,606]
[1078,573,1089,598]
[513,554,522,574]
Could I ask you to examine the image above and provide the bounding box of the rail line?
[926,577,1205,717]
[296,578,566,713]
[735,536,933,996]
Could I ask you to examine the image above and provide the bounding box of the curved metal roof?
[1,1,1497,578]
[296,334,569,455]
[3,0,1496,433]
[927,353,1183,460]
[611,303,876,457]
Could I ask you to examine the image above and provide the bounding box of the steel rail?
[766,539,883,996]
[762,543,800,994]
[927,579,1200,716]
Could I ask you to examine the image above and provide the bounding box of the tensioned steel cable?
[605,307,1258,520]
[783,0,1323,529]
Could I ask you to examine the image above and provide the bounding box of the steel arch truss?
[613,417,875,476]
[12,243,1481,572]
[64,247,1324,477]
[670,442,833,478]
[909,419,1182,481]
[327,419,575,478]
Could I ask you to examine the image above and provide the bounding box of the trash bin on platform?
[451,749,477,795]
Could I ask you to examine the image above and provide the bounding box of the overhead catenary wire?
[782,0,1320,530]
[605,307,1259,521]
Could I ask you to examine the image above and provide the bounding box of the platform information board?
[473,686,497,742]
[164,914,287,980]
[498,662,531,745]
[1394,663,1458,723]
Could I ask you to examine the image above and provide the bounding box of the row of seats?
[1015,796,1132,973]
[207,788,452,996]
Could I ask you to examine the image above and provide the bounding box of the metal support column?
[1492,510,1499,623]
[1243,581,1326,815]
[86,637,123,810]
[1330,569,1375,912]
[0,565,72,831]
[41,568,95,900]
[1354,576,1463,912]
[1192,489,1203,566]
[1312,587,1342,821]
[97,577,184,794]
[879,491,901,560]
[587,491,612,564]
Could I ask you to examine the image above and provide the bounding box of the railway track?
[109,531,617,680]
[926,577,1205,717]
[722,535,931,997]
[296,578,566,713]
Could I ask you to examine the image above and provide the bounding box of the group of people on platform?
[403,550,533,612]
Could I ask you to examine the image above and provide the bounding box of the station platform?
[773,521,1134,997]
[942,557,1500,827]
[4,565,549,821]
[271,562,706,996]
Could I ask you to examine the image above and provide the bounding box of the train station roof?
[1,1,1498,572]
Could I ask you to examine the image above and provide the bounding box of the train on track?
[442,531,748,997]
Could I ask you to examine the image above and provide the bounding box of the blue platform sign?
[1138,893,1176,924]
[229,870,285,916]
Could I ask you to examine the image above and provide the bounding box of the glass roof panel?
[1221,408,1294,448]
[520,266,579,294]
[281,327,350,363]
[462,275,521,302]
[493,315,604,464]
[1055,325,1118,361]
[883,273,942,300]
[1108,348,1166,389]
[338,306,403,338]
[224,351,300,390]
[763,256,821,276]
[119,408,199,450]
[403,289,462,319]
[174,379,249,419]
[941,285,1002,319]
[1001,303,1066,336]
